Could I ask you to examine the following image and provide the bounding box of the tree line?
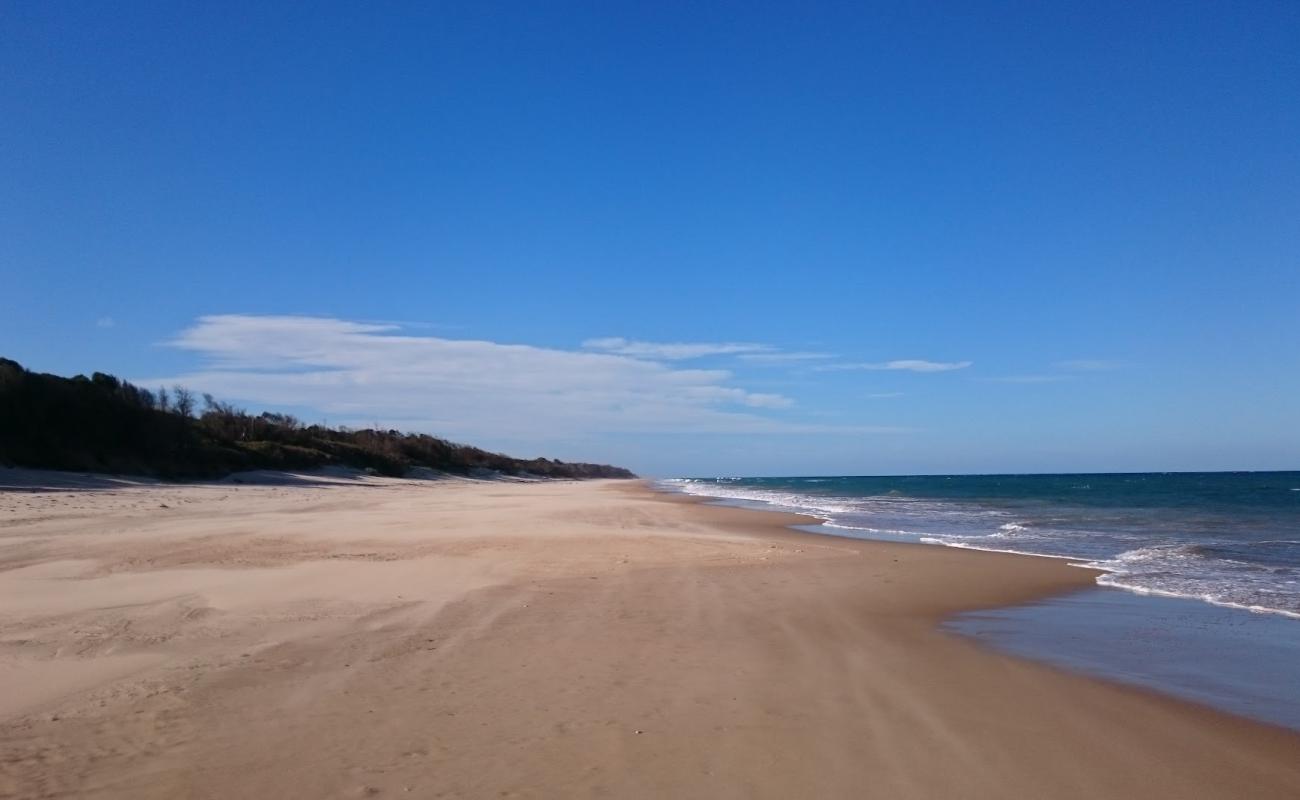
[0,358,635,480]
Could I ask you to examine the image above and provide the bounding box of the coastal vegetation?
[0,358,635,480]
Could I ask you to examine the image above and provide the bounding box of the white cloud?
[737,351,835,364]
[866,392,904,398]
[139,316,907,443]
[816,359,972,373]
[675,385,796,409]
[96,316,115,328]
[581,337,771,360]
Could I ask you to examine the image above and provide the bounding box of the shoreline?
[651,480,1300,732]
[637,479,1108,613]
[1,473,1297,797]
[662,474,1300,622]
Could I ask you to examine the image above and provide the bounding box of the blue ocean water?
[664,473,1300,618]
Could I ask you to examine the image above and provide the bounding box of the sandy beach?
[1,472,1297,798]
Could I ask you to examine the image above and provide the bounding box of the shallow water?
[944,587,1300,732]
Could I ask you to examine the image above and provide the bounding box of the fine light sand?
[1,472,1297,798]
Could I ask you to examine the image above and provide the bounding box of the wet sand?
[1,472,1297,798]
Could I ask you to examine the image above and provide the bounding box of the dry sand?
[0,471,1297,798]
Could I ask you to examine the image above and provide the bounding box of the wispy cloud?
[141,315,906,442]
[1055,359,1124,371]
[581,337,770,360]
[96,316,115,328]
[736,351,835,364]
[866,391,905,398]
[816,359,972,373]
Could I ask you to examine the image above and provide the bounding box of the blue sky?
[3,2,1298,476]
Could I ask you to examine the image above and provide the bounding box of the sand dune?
[1,473,1296,798]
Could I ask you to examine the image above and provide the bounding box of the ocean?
[663,472,1300,618]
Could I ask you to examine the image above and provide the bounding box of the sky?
[2,2,1298,477]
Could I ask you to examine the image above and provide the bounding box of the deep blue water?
[665,472,1300,618]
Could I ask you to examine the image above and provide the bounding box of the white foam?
[1093,575,1300,620]
[823,521,919,536]
[918,537,1082,561]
